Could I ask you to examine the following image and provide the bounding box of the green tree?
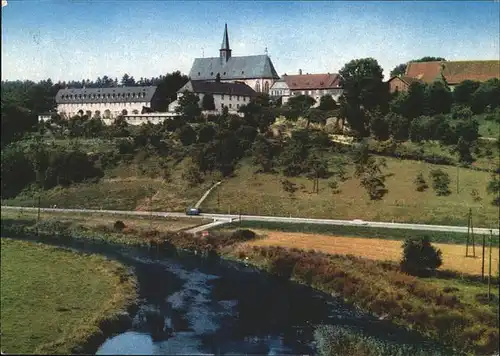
[385,112,410,141]
[176,91,201,121]
[1,144,36,198]
[318,95,338,111]
[390,63,407,77]
[413,56,446,62]
[197,123,216,143]
[453,80,480,106]
[304,108,327,128]
[251,135,278,173]
[454,117,479,143]
[426,80,452,115]
[414,172,429,192]
[201,93,216,110]
[281,179,298,198]
[455,137,474,164]
[400,237,443,276]
[471,78,500,114]
[239,100,276,133]
[369,112,390,140]
[405,82,427,119]
[182,160,204,187]
[286,95,316,119]
[110,117,130,137]
[176,124,197,146]
[306,152,329,193]
[339,58,388,136]
[121,73,136,86]
[353,144,388,200]
[450,105,474,120]
[486,173,500,206]
[429,169,451,196]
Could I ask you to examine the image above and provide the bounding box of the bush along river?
[2,232,459,356]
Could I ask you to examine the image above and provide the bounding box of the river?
[93,244,453,355]
[3,235,456,355]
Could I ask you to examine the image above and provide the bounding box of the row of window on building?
[221,103,242,109]
[271,89,335,97]
[62,102,142,108]
[62,109,140,118]
[220,94,248,101]
[60,92,147,100]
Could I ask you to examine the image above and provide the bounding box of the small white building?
[169,80,257,115]
[270,71,343,106]
[55,86,159,119]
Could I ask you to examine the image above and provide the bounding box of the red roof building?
[269,70,343,105]
[405,60,500,87]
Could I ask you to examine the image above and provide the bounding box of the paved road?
[2,205,498,235]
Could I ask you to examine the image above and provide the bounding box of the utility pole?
[481,234,486,281]
[37,193,41,224]
[488,230,492,300]
[471,209,475,257]
[149,193,153,230]
[456,165,459,194]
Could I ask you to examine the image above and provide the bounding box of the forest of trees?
[1,71,189,146]
[1,57,499,204]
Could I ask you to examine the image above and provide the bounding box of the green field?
[202,157,498,228]
[0,238,137,354]
[217,220,499,245]
[477,114,500,139]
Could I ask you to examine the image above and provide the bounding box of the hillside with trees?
[1,59,499,227]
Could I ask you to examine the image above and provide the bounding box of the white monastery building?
[188,24,280,94]
[55,86,160,120]
[169,80,257,115]
[270,71,343,106]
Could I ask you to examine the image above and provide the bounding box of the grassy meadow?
[0,238,137,354]
[0,209,210,233]
[202,157,498,228]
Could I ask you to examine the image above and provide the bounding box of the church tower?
[219,23,232,65]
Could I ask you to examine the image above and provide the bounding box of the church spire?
[219,23,232,65]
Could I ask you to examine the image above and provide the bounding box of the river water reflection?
[94,247,452,355]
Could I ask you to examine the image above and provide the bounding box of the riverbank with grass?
[0,209,211,233]
[1,216,498,355]
[216,220,499,245]
[0,238,138,355]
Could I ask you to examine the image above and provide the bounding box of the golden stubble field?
[244,230,499,276]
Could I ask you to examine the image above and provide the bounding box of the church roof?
[178,80,257,97]
[55,86,157,104]
[189,55,280,81]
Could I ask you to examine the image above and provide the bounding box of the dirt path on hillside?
[244,231,499,276]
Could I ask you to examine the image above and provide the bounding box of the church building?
[188,24,280,94]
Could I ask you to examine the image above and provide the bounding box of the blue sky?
[1,0,499,82]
